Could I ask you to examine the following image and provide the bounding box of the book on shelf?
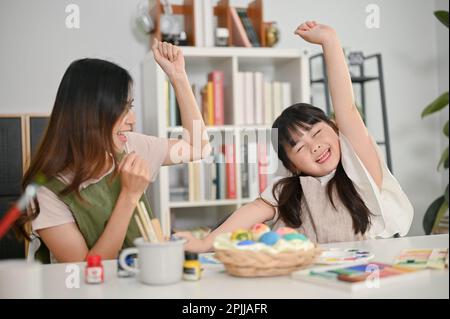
[254,72,264,125]
[282,82,292,111]
[224,144,237,199]
[193,0,204,47]
[240,139,249,199]
[272,81,282,121]
[258,142,268,193]
[235,73,292,125]
[264,81,273,125]
[188,162,196,202]
[208,71,225,125]
[244,72,254,126]
[215,152,226,200]
[202,0,215,47]
[169,83,177,127]
[236,8,260,47]
[247,140,259,199]
[229,7,252,48]
[236,72,246,125]
[206,82,214,125]
[196,70,226,126]
[165,80,181,127]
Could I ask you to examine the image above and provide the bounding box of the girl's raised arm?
[295,21,383,188]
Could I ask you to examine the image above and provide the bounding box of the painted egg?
[275,227,297,236]
[258,231,280,246]
[250,223,270,241]
[231,229,252,241]
[283,233,307,241]
[237,240,256,246]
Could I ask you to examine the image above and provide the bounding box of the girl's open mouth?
[316,149,331,164]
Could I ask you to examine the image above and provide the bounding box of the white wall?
[0,0,447,236]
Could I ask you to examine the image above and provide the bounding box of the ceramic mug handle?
[119,247,139,274]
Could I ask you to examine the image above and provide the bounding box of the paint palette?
[199,253,222,266]
[316,248,374,265]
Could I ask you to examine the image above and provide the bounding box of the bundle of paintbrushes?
[134,201,165,243]
[124,142,165,243]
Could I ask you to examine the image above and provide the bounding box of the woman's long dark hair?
[16,58,133,239]
[264,103,372,235]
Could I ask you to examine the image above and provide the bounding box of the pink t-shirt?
[31,132,168,232]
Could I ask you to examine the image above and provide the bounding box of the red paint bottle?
[85,255,104,284]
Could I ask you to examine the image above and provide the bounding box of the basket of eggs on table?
[213,224,322,277]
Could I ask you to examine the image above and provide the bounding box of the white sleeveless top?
[261,133,414,244]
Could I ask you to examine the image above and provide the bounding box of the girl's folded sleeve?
[339,132,414,238]
[124,132,169,182]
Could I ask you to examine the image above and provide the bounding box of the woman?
[19,39,211,263]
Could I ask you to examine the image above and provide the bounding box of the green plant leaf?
[435,11,449,28]
[438,146,449,170]
[423,196,445,234]
[445,184,449,205]
[444,120,449,138]
[432,201,449,234]
[422,92,449,118]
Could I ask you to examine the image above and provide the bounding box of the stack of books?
[167,70,225,128]
[169,141,278,203]
[236,72,292,125]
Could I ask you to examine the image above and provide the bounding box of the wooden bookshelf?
[149,0,266,47]
[142,47,310,235]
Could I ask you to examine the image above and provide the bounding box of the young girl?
[18,39,211,263]
[178,21,413,252]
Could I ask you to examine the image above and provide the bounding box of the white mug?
[119,237,186,285]
[0,260,42,298]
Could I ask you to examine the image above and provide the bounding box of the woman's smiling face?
[112,98,136,152]
[284,121,341,177]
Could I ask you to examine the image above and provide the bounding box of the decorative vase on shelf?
[265,22,280,47]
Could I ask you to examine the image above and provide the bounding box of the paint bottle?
[85,255,104,284]
[117,253,136,278]
[183,252,201,281]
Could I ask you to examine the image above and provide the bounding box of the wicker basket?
[214,246,322,277]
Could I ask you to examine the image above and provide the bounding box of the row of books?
[166,70,225,127]
[193,0,261,48]
[236,72,292,126]
[169,142,277,203]
[165,70,293,127]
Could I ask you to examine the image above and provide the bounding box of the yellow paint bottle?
[183,252,201,281]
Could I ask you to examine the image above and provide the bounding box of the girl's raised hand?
[152,38,186,81]
[294,21,337,45]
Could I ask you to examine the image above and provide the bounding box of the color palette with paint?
[317,248,374,265]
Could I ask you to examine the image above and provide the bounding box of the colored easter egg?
[250,223,270,241]
[258,231,280,246]
[275,227,297,236]
[283,233,307,241]
[231,229,252,241]
[237,240,256,246]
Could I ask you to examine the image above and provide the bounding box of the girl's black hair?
[263,103,372,235]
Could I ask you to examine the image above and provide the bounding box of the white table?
[37,235,448,299]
